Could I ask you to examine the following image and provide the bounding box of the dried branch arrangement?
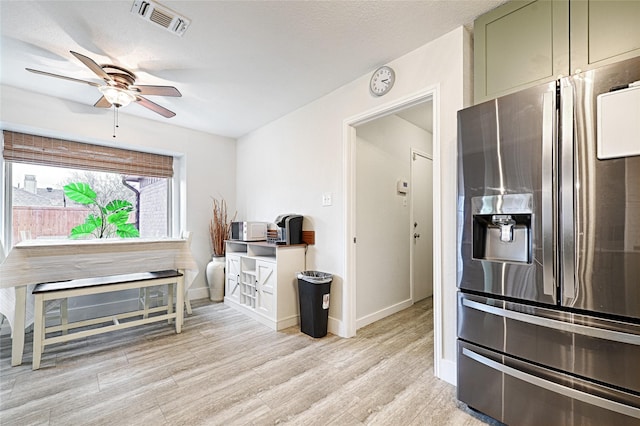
[209,197,236,256]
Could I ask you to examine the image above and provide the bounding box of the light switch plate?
[322,192,332,206]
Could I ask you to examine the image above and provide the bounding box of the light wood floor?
[1,297,498,425]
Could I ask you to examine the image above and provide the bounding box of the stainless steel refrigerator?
[456,56,640,425]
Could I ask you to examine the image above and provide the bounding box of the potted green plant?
[63,182,139,238]
[206,197,235,301]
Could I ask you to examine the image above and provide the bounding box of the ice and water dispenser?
[471,194,533,264]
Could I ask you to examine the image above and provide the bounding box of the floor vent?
[130,0,190,37]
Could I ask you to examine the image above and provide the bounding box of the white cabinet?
[225,254,241,304]
[224,241,305,331]
[256,260,276,317]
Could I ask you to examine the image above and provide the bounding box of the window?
[11,164,169,244]
[3,131,174,247]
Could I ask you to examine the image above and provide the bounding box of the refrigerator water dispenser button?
[492,215,516,242]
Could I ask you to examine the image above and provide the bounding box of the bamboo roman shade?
[2,130,173,178]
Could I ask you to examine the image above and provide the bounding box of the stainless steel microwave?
[230,222,267,241]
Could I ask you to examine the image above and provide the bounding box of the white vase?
[206,255,225,302]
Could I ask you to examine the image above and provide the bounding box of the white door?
[411,151,433,301]
[256,260,276,318]
[225,254,241,303]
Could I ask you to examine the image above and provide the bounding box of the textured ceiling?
[0,1,506,138]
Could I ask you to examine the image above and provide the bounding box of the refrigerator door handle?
[541,91,555,296]
[462,298,640,346]
[461,347,640,419]
[560,80,576,300]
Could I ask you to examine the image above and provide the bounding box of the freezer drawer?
[458,341,640,426]
[458,293,640,394]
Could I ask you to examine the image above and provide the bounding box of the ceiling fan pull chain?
[112,106,117,138]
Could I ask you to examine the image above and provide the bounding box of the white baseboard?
[188,286,210,301]
[69,299,140,322]
[356,299,413,330]
[438,358,457,386]
[327,316,347,337]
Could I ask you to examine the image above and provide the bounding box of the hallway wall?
[355,114,432,328]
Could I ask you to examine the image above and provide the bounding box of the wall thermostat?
[397,179,409,194]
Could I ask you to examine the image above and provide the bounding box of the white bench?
[31,269,184,370]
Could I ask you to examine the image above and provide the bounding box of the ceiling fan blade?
[129,85,182,97]
[26,68,102,87]
[94,96,112,108]
[135,96,176,118]
[70,51,113,83]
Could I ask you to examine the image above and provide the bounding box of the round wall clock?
[369,66,395,96]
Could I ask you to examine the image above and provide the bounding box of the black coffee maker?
[274,214,303,245]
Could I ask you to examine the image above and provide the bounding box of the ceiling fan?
[26,51,181,118]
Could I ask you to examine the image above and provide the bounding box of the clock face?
[370,66,395,96]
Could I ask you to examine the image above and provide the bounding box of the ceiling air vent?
[130,0,191,37]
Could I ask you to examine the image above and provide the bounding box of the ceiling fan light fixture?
[99,86,136,107]
[26,51,179,119]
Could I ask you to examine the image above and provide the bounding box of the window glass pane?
[11,163,168,246]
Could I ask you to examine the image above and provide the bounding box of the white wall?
[0,85,237,298]
[237,26,471,383]
[1,26,473,383]
[355,114,431,326]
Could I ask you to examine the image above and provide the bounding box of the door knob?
[414,233,421,239]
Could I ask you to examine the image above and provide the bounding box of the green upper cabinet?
[571,0,640,71]
[474,0,569,103]
[474,0,640,104]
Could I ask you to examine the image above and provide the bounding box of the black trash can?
[297,271,333,338]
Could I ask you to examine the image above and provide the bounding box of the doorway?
[352,99,434,329]
[344,86,443,378]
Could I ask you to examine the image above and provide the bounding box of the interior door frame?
[343,85,442,376]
